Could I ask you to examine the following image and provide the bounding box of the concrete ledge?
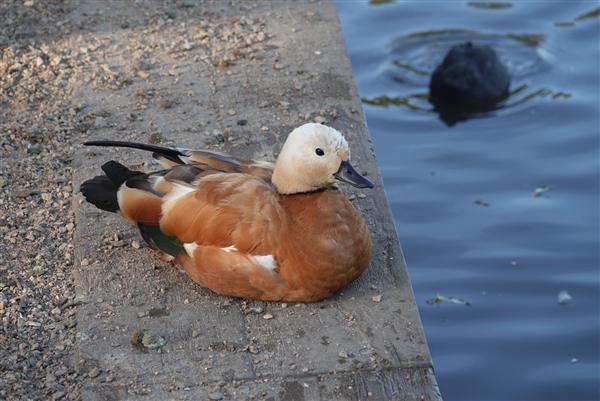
[70,1,441,399]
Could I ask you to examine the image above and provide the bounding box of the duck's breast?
[277,189,372,301]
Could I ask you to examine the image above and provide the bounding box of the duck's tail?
[80,161,186,257]
[80,161,144,213]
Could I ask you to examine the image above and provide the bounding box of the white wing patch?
[252,255,278,272]
[184,242,198,257]
[186,243,276,273]
[162,182,195,215]
[222,246,277,272]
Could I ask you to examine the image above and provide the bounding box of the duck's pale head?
[272,123,374,195]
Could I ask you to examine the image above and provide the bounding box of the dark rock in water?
[429,42,510,120]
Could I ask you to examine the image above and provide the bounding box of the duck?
[80,123,374,302]
[429,42,510,123]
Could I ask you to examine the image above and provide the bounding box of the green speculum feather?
[139,223,186,257]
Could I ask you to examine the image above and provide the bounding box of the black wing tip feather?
[80,176,120,213]
[81,161,145,213]
[100,160,145,187]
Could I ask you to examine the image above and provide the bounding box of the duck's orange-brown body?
[170,186,371,302]
[81,124,373,302]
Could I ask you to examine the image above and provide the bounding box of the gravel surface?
[1,1,82,399]
[0,1,274,399]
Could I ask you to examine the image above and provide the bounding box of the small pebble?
[142,331,167,349]
[209,392,223,400]
[88,367,101,378]
[131,240,141,249]
[262,313,274,320]
[52,391,66,400]
[372,295,382,303]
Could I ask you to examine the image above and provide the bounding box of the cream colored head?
[272,123,373,195]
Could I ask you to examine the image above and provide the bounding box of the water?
[337,2,600,400]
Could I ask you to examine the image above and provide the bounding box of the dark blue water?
[337,2,600,400]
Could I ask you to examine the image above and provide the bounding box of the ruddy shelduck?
[80,123,374,302]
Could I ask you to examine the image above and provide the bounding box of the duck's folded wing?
[154,173,289,300]
[158,173,283,255]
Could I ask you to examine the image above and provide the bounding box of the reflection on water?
[574,7,600,22]
[338,1,599,400]
[362,84,573,124]
[362,94,429,111]
[467,2,513,10]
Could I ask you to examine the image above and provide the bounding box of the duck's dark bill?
[334,160,374,189]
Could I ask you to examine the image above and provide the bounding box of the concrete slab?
[70,1,441,399]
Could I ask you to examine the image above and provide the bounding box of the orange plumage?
[80,123,373,302]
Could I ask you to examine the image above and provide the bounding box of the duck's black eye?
[315,148,325,156]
